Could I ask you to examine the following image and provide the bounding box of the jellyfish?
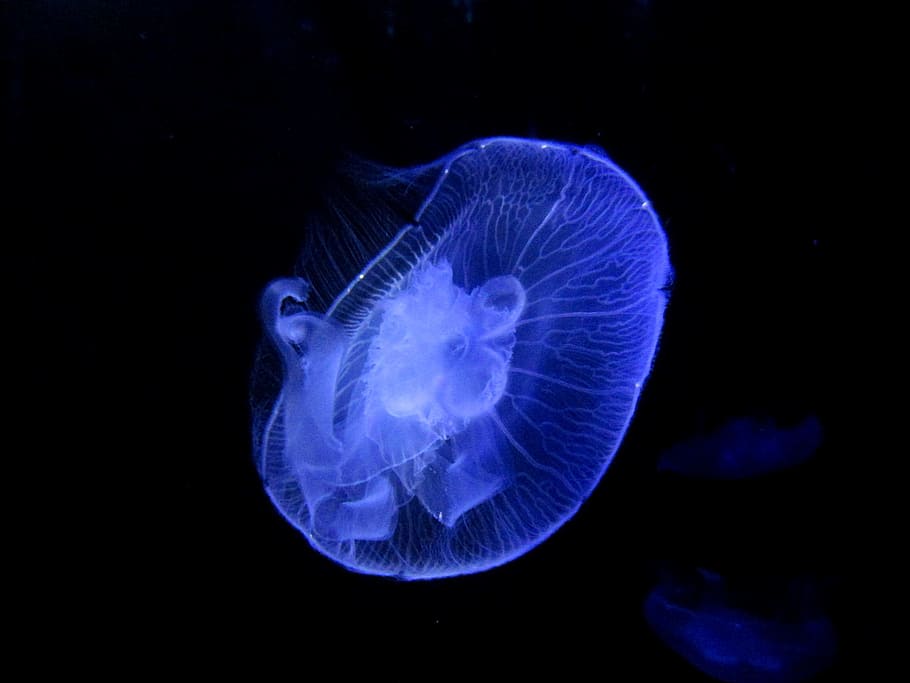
[644,567,837,683]
[252,137,671,579]
[657,415,823,480]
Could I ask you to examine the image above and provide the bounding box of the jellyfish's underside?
[253,138,671,578]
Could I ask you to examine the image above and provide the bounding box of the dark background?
[8,0,893,675]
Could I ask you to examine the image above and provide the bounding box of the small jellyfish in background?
[252,137,671,579]
[644,567,837,683]
[657,415,823,480]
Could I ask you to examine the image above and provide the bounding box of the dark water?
[9,0,892,676]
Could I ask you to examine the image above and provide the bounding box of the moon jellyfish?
[644,568,836,683]
[252,137,671,578]
[657,415,823,479]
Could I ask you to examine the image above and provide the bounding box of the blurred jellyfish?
[644,567,837,683]
[657,415,823,479]
[252,137,671,578]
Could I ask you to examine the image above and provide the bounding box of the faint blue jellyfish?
[644,567,837,683]
[252,137,671,579]
[657,415,823,480]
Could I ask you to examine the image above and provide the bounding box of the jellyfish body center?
[367,262,525,438]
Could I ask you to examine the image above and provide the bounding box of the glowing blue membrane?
[644,568,836,683]
[658,415,823,480]
[253,137,671,579]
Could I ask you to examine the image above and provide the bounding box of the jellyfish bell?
[252,137,672,579]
